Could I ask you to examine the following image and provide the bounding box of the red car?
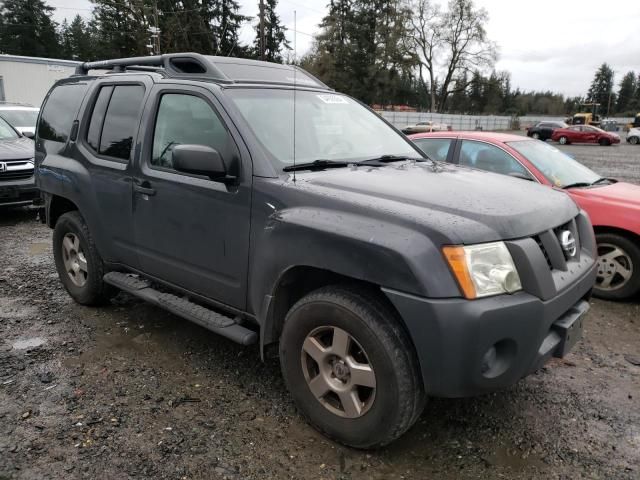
[551,125,620,146]
[409,131,640,300]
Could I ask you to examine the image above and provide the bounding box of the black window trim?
[144,87,238,180]
[80,80,147,165]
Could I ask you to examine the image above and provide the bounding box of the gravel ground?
[1,149,640,479]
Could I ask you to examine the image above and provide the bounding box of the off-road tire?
[279,285,425,449]
[594,232,640,301]
[53,211,115,305]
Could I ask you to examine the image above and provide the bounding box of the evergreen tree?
[616,71,636,114]
[211,0,251,56]
[90,0,149,58]
[253,0,290,63]
[60,15,94,60]
[0,0,61,57]
[587,63,615,115]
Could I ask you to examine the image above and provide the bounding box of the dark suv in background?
[35,53,597,448]
[526,121,568,141]
[0,116,38,207]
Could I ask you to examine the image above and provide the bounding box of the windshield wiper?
[359,154,426,165]
[591,177,613,186]
[562,182,592,189]
[283,159,351,172]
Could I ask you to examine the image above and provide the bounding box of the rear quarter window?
[38,81,90,146]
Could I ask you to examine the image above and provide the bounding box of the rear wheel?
[599,138,611,146]
[53,211,115,305]
[628,136,639,145]
[279,285,425,448]
[594,233,640,300]
[558,136,569,145]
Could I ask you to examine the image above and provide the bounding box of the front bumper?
[0,177,39,207]
[383,262,596,398]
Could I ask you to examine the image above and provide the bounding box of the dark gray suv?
[35,54,597,448]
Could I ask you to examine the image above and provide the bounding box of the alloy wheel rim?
[596,242,633,291]
[61,233,88,287]
[301,326,376,419]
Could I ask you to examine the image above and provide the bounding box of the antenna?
[292,10,297,183]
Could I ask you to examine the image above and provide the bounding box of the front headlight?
[442,242,522,299]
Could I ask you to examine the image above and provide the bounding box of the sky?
[50,0,640,97]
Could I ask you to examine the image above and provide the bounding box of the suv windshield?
[0,109,38,127]
[507,139,600,187]
[227,89,420,169]
[0,117,19,140]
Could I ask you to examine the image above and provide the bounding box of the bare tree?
[406,0,442,112]
[437,0,497,111]
[407,0,496,112]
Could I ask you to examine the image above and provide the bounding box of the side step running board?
[103,272,258,346]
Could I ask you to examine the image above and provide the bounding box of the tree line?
[1,0,639,116]
[0,0,290,62]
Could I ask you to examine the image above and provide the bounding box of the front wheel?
[599,138,611,146]
[629,136,639,145]
[594,233,640,300]
[53,211,115,305]
[558,136,569,145]
[532,132,540,140]
[279,286,425,448]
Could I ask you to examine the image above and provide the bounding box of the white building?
[0,55,80,107]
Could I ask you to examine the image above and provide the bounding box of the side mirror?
[22,131,35,139]
[172,144,227,180]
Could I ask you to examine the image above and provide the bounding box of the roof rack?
[74,52,332,90]
[75,52,230,82]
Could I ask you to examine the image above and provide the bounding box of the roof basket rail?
[74,52,230,82]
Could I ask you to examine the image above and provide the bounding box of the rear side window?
[86,84,145,161]
[86,86,113,151]
[412,138,453,162]
[38,82,89,144]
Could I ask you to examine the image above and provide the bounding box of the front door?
[132,85,252,309]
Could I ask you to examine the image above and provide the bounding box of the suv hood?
[0,137,34,161]
[294,162,579,244]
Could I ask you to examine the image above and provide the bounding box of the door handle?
[133,181,156,196]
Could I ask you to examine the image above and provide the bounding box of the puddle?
[12,337,46,350]
[28,242,49,255]
[484,445,546,470]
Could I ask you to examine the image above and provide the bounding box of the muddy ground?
[1,143,640,479]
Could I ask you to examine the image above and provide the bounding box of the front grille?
[0,159,34,181]
[533,217,581,272]
[534,235,553,269]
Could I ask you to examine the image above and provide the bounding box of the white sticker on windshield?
[317,94,348,104]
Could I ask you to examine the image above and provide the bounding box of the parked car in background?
[551,125,620,146]
[0,103,39,137]
[526,121,568,141]
[0,116,38,207]
[600,119,619,132]
[627,128,640,145]
[402,120,450,134]
[410,131,640,300]
[35,53,596,448]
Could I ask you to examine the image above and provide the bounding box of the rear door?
[131,84,252,309]
[75,77,151,268]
